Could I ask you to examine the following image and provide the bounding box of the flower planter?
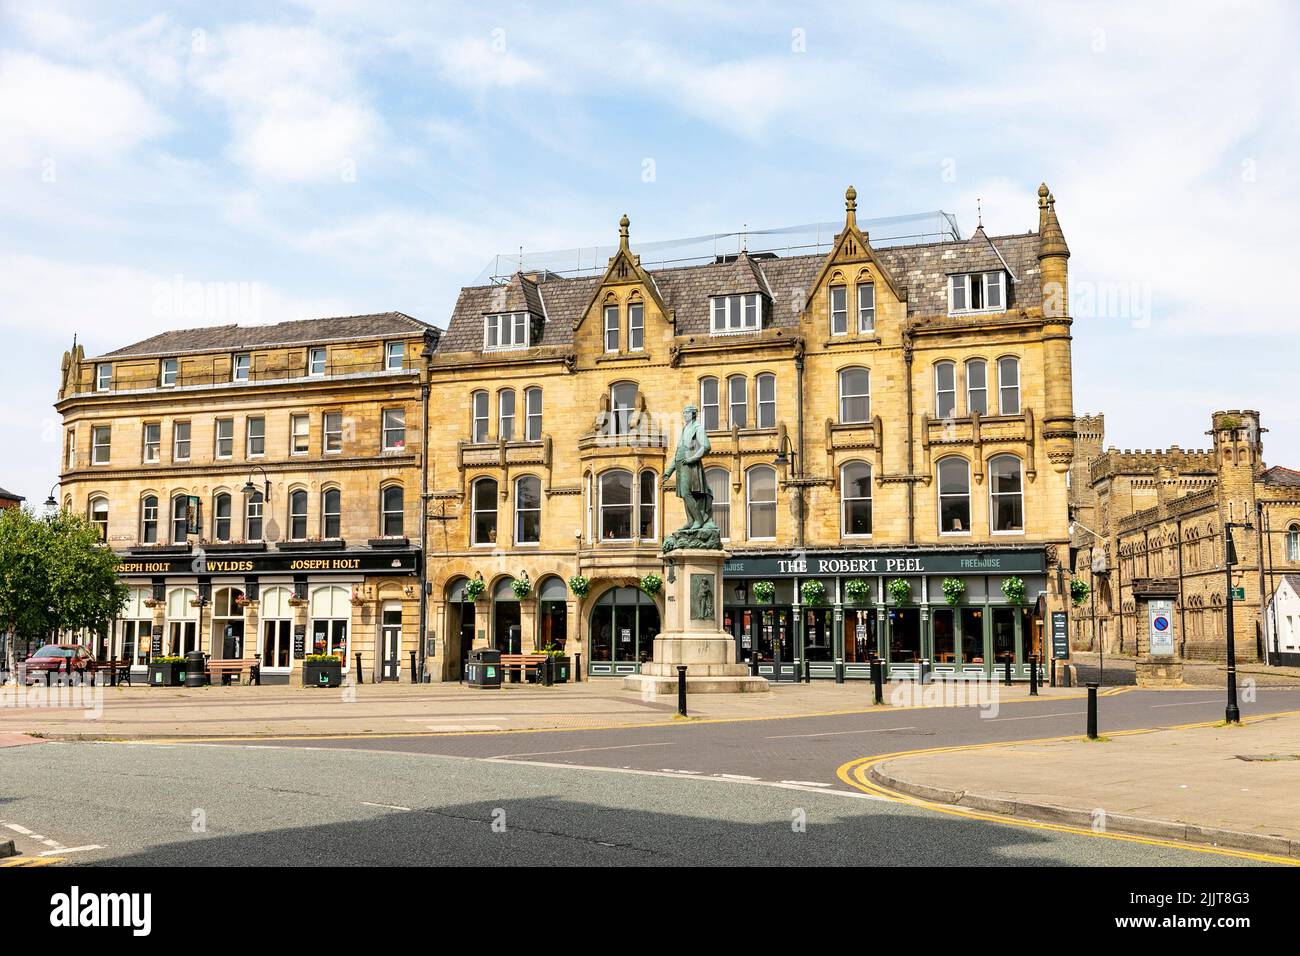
[367,537,409,549]
[547,656,571,683]
[277,539,345,552]
[148,661,185,687]
[304,659,343,688]
[202,541,266,552]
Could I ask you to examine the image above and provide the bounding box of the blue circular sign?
[1153,615,1169,631]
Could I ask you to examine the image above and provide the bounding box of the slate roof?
[96,312,437,360]
[0,486,24,502]
[1263,465,1300,487]
[437,232,1043,355]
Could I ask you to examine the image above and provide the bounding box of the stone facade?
[424,185,1075,681]
[54,313,438,683]
[1068,409,1300,663]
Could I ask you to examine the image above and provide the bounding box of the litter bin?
[184,650,206,688]
[466,648,502,690]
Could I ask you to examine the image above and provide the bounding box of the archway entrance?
[446,577,476,680]
[492,578,521,654]
[588,587,660,677]
[537,576,568,651]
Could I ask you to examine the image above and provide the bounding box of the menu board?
[150,625,163,656]
[293,625,306,659]
[1051,611,1068,660]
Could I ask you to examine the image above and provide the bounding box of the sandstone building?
[423,185,1077,681]
[1068,410,1300,664]
[54,314,438,683]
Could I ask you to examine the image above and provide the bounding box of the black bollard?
[409,651,417,684]
[1029,655,1038,696]
[543,654,553,686]
[676,665,688,717]
[871,657,884,705]
[1086,682,1099,739]
[919,658,930,686]
[355,653,363,684]
[1004,657,1012,687]
[1050,657,1056,688]
[750,654,760,677]
[834,659,844,684]
[575,652,581,683]
[802,657,811,683]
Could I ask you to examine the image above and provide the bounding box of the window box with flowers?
[202,540,267,552]
[278,537,345,552]
[235,594,256,610]
[368,536,409,549]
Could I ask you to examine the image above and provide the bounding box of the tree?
[0,507,128,677]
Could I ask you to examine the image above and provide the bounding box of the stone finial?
[618,213,630,251]
[1037,182,1069,260]
[845,185,857,228]
[1038,182,1050,208]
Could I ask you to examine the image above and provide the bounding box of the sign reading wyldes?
[724,549,1046,578]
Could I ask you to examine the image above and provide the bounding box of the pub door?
[381,608,401,681]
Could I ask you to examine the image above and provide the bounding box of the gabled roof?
[1262,465,1300,487]
[95,312,437,360]
[709,251,772,298]
[0,486,24,501]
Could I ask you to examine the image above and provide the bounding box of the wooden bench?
[206,658,261,686]
[93,659,133,687]
[499,653,548,683]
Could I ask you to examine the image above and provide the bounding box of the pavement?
[0,676,1082,739]
[1070,650,1300,687]
[860,711,1300,859]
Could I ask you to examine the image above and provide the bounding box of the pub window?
[598,470,634,541]
[321,488,341,538]
[140,495,158,543]
[143,423,161,464]
[525,387,543,441]
[215,418,233,459]
[514,476,541,545]
[381,485,404,537]
[699,377,720,430]
[288,489,308,540]
[937,456,971,534]
[246,416,265,457]
[829,285,848,335]
[382,408,406,451]
[498,389,515,442]
[170,494,189,544]
[989,455,1024,532]
[89,497,108,541]
[96,363,111,391]
[609,382,638,436]
[232,353,251,382]
[839,367,870,423]
[245,491,264,541]
[91,425,111,465]
[727,375,748,429]
[471,477,498,545]
[323,412,343,454]
[857,282,875,333]
[998,356,1021,415]
[966,359,988,416]
[638,469,657,539]
[706,467,731,539]
[471,390,489,443]
[290,414,309,454]
[935,361,956,419]
[841,461,872,537]
[160,358,178,387]
[213,493,231,541]
[308,347,326,376]
[628,301,644,351]
[604,304,620,352]
[746,465,777,540]
[173,421,191,461]
[385,341,404,370]
[756,373,776,429]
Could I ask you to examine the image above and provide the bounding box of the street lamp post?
[1223,522,1249,725]
[1069,519,1105,686]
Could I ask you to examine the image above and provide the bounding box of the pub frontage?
[722,547,1050,681]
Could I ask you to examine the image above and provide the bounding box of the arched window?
[289,489,308,540]
[966,359,988,415]
[989,455,1024,532]
[935,361,956,419]
[599,470,633,541]
[170,494,189,544]
[756,373,776,428]
[856,281,875,332]
[604,301,620,352]
[498,388,515,441]
[213,492,231,541]
[998,356,1021,414]
[140,495,158,544]
[471,389,489,443]
[638,469,657,539]
[727,375,747,429]
[841,462,872,537]
[515,476,541,545]
[609,382,637,436]
[381,485,404,537]
[699,377,720,430]
[706,467,731,539]
[628,297,644,351]
[1288,524,1300,562]
[839,367,870,423]
[746,465,777,540]
[471,477,498,545]
[245,490,264,541]
[89,497,108,541]
[937,457,971,533]
[525,386,543,441]
[321,488,341,538]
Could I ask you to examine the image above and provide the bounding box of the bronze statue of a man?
[664,404,714,531]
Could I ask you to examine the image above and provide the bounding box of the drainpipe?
[417,374,430,683]
[904,332,915,544]
[794,344,806,549]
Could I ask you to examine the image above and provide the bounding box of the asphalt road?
[2,687,1297,866]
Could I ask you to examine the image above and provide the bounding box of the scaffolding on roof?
[475,210,963,285]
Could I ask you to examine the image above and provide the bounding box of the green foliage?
[1001,575,1027,606]
[150,656,187,665]
[750,580,775,603]
[0,508,128,670]
[305,654,341,664]
[639,573,662,595]
[510,576,532,599]
[800,579,826,606]
[887,578,912,607]
[567,575,590,598]
[463,577,486,602]
[1069,578,1090,606]
[942,577,966,606]
[843,578,872,604]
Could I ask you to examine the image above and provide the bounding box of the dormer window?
[710,294,762,335]
[96,363,111,391]
[949,271,1005,314]
[160,358,178,387]
[485,312,530,351]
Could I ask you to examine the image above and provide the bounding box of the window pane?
[857,284,875,331]
[707,468,730,539]
[610,383,637,435]
[322,489,340,538]
[990,456,1023,531]
[747,467,776,539]
[756,373,776,428]
[728,376,747,429]
[515,477,541,544]
[382,487,404,536]
[839,368,870,423]
[700,378,720,430]
[842,462,872,536]
[829,286,847,334]
[473,479,498,544]
[600,471,633,540]
[498,391,514,441]
[629,304,644,350]
[604,305,619,351]
[472,391,488,442]
[966,360,988,415]
[525,388,543,441]
[950,275,967,311]
[638,470,656,538]
[938,458,970,533]
[936,363,956,418]
[999,358,1020,414]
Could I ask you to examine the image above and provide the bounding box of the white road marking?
[765,726,916,739]
[987,711,1085,721]
[4,823,33,835]
[361,802,413,811]
[781,780,833,787]
[1149,699,1220,708]
[42,845,101,856]
[426,724,503,732]
[716,773,760,781]
[659,769,702,775]
[487,741,673,760]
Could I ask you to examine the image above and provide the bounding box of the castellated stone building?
[1068,410,1300,664]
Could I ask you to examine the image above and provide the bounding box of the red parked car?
[22,644,96,684]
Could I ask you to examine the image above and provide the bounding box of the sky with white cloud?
[2,0,1297,503]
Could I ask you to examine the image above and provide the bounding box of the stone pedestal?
[623,548,769,695]
[1135,657,1184,686]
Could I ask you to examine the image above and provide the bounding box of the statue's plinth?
[623,548,770,696]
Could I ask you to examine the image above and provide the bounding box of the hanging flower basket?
[1070,578,1090,606]
[349,594,366,608]
[567,575,590,598]
[464,578,486,602]
[843,578,872,604]
[751,580,775,604]
[287,596,308,608]
[887,578,912,608]
[1001,576,1027,606]
[143,598,162,609]
[511,576,533,600]
[639,573,663,595]
[942,577,966,607]
[800,579,826,606]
